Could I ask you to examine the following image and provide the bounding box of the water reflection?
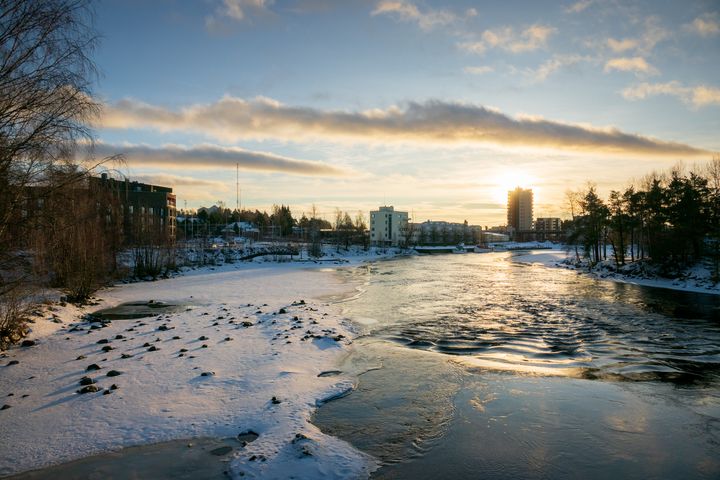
[341,252,720,384]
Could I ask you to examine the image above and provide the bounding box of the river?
[313,251,720,479]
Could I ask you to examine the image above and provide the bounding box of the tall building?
[370,206,408,246]
[507,187,533,240]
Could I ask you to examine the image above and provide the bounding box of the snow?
[512,248,720,295]
[0,259,382,479]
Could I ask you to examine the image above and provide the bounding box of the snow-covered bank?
[0,261,379,478]
[511,249,720,295]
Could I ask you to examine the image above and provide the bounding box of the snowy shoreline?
[0,257,389,479]
[510,248,720,296]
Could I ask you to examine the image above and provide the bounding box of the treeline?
[567,158,720,278]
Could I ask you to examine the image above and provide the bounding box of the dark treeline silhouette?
[566,158,720,279]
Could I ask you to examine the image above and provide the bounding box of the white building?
[370,206,408,246]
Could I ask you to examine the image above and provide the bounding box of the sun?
[491,171,537,204]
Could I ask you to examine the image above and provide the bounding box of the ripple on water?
[347,253,720,385]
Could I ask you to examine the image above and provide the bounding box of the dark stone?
[147,346,159,352]
[172,336,181,340]
[1,404,11,410]
[115,334,125,340]
[86,364,101,371]
[121,353,133,359]
[103,390,111,395]
[142,342,152,348]
[79,376,95,386]
[106,370,122,377]
[179,348,188,353]
[237,430,259,444]
[96,339,109,344]
[225,337,233,341]
[278,308,287,314]
[317,370,342,377]
[101,346,113,352]
[201,344,208,348]
[271,396,281,404]
[78,385,100,394]
[110,384,118,390]
[241,322,253,328]
[158,325,169,331]
[210,446,233,456]
[21,340,36,347]
[7,360,19,366]
[200,371,214,377]
[198,336,209,341]
[76,355,86,360]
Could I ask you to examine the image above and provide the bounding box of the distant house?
[535,217,563,241]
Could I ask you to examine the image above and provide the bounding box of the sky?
[92,0,720,225]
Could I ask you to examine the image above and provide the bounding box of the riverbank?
[0,259,381,478]
[511,248,720,295]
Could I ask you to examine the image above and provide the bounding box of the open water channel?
[313,251,720,479]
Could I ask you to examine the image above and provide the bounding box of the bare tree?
[0,0,101,331]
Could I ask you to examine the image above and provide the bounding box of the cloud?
[604,56,659,76]
[205,0,273,30]
[622,81,720,108]
[565,0,593,14]
[463,65,494,75]
[604,16,670,57]
[101,96,710,157]
[606,38,638,53]
[685,13,720,37]
[522,54,592,83]
[92,141,347,176]
[371,1,456,31]
[128,174,230,190]
[458,24,556,55]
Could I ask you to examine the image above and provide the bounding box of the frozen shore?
[511,247,720,295]
[0,258,384,479]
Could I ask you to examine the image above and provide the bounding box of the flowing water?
[313,251,720,479]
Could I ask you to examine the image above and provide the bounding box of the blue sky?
[93,0,720,225]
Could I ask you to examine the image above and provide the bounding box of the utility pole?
[236,163,239,212]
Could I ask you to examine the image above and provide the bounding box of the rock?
[106,370,122,377]
[1,404,10,410]
[121,353,133,359]
[278,308,287,314]
[224,337,233,341]
[101,345,113,352]
[201,344,208,349]
[142,342,152,348]
[21,340,36,347]
[147,346,159,352]
[97,339,109,344]
[198,336,209,341]
[200,371,215,377]
[179,348,188,353]
[110,384,118,390]
[172,336,181,340]
[7,360,19,366]
[78,385,100,394]
[210,446,233,456]
[103,390,111,395]
[76,355,86,360]
[317,370,342,377]
[115,334,125,340]
[158,325,169,331]
[241,322,253,328]
[86,364,101,371]
[237,430,259,444]
[271,396,281,405]
[79,376,95,386]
